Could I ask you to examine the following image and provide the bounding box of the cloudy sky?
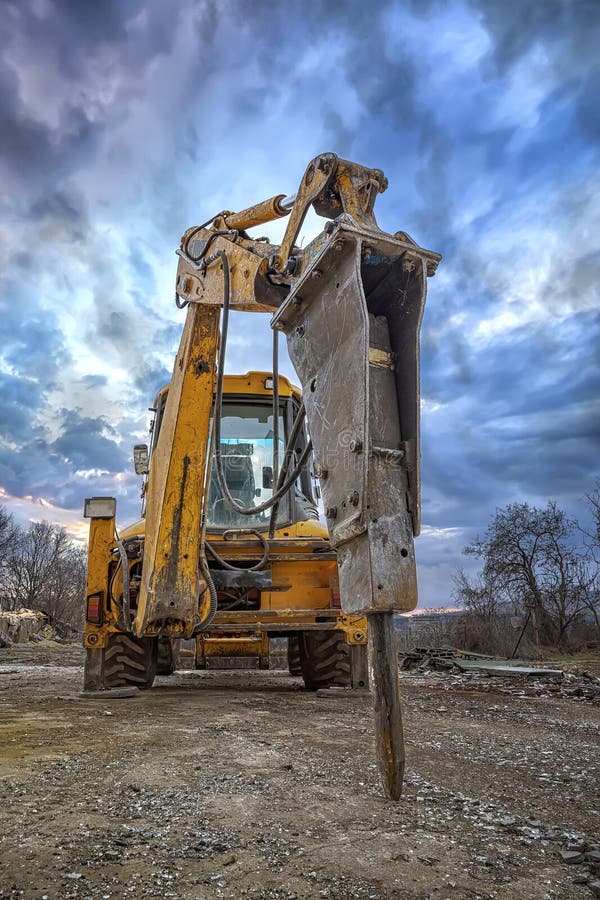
[1,0,598,606]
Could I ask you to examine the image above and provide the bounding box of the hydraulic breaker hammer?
[272,203,440,798]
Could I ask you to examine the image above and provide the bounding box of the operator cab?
[138,372,318,533]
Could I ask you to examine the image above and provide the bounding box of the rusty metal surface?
[134,302,220,638]
[175,229,284,312]
[368,612,405,800]
[82,647,104,691]
[197,622,339,633]
[211,569,273,591]
[223,194,288,231]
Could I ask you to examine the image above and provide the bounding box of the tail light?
[330,574,341,608]
[86,592,103,624]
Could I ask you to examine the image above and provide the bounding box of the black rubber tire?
[298,630,351,691]
[103,634,157,690]
[156,637,180,676]
[287,635,302,676]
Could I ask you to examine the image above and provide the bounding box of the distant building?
[394,607,465,641]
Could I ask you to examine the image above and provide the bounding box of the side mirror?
[262,466,273,489]
[133,444,149,475]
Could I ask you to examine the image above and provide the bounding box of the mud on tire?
[287,635,302,676]
[104,634,157,690]
[298,630,351,690]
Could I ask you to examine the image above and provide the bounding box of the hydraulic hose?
[272,326,280,494]
[268,396,309,537]
[197,553,218,630]
[113,530,131,629]
[176,229,239,308]
[194,246,310,601]
[195,329,222,630]
[204,529,270,572]
[210,250,313,516]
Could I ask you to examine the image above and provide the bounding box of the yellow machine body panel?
[83,371,365,657]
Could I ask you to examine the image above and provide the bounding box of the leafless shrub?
[0,510,86,635]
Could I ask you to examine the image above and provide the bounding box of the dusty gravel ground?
[0,645,599,900]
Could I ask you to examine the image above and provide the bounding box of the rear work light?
[83,496,116,519]
[86,592,103,624]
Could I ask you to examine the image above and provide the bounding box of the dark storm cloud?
[425,309,600,412]
[0,401,130,513]
[51,409,125,472]
[0,62,100,189]
[468,0,600,145]
[0,0,598,606]
[35,0,130,59]
[421,305,600,541]
[468,0,600,74]
[0,373,43,444]
[80,375,109,390]
[4,0,167,75]
[0,0,179,197]
[28,188,90,243]
[0,277,70,388]
[132,360,172,400]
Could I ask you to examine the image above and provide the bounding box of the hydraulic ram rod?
[223,194,290,231]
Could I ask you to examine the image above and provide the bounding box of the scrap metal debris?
[399,646,600,702]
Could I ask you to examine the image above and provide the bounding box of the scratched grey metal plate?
[273,221,431,615]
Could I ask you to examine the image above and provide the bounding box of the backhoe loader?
[81,153,441,799]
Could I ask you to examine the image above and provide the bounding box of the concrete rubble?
[0,608,48,646]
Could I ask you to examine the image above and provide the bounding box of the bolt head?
[284,256,298,276]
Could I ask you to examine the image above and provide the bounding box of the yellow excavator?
[81,154,441,799]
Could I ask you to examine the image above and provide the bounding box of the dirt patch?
[0,646,599,899]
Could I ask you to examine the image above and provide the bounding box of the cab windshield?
[207,401,287,531]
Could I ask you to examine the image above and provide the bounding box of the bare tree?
[585,480,600,547]
[461,502,594,651]
[452,568,524,656]
[4,522,86,631]
[579,481,600,636]
[453,568,501,624]
[0,506,19,604]
[41,542,87,632]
